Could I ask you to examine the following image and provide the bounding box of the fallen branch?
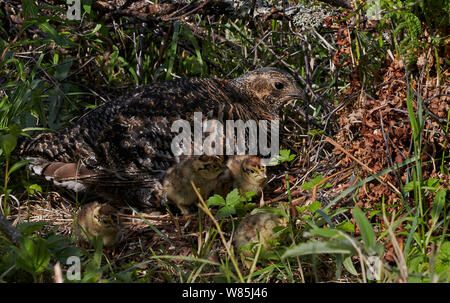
[0,213,22,245]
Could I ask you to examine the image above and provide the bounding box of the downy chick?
[216,156,267,199]
[163,155,224,214]
[74,202,120,247]
[233,212,287,267]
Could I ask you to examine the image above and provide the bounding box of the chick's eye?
[274,82,284,90]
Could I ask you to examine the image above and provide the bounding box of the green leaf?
[302,175,331,190]
[8,159,31,175]
[37,21,73,48]
[282,240,355,258]
[208,189,245,221]
[308,201,322,213]
[352,206,376,254]
[216,205,236,219]
[166,22,180,79]
[0,133,17,158]
[53,59,73,80]
[237,242,257,253]
[15,237,51,276]
[17,221,47,235]
[244,191,257,200]
[279,149,296,162]
[225,188,242,207]
[424,178,440,190]
[206,194,226,207]
[343,256,358,275]
[82,236,104,282]
[26,183,42,195]
[181,25,204,74]
[82,0,92,14]
[8,123,22,138]
[337,221,355,233]
[308,228,341,239]
[23,0,38,18]
[434,241,450,280]
[269,149,296,165]
[315,209,335,228]
[403,181,418,192]
[431,188,446,224]
[295,205,308,214]
[83,238,104,282]
[281,150,296,163]
[45,233,83,262]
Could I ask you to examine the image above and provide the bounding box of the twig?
[311,165,355,203]
[324,136,402,197]
[0,213,22,245]
[265,189,304,204]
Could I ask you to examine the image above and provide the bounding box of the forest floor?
[0,0,448,283]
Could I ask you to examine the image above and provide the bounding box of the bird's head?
[92,203,120,230]
[241,156,267,185]
[230,67,302,112]
[192,155,225,180]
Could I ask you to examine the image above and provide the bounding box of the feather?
[19,68,302,209]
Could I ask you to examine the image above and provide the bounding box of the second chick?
[74,201,121,247]
[216,156,267,199]
[234,212,287,267]
[163,155,224,214]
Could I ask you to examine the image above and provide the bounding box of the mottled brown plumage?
[234,212,287,267]
[216,156,267,199]
[163,155,224,214]
[74,202,120,247]
[19,68,301,209]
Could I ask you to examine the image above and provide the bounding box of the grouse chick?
[163,155,224,214]
[233,156,267,196]
[216,156,267,199]
[74,202,120,247]
[234,212,287,267]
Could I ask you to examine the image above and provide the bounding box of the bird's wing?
[20,78,247,186]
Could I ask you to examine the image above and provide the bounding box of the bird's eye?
[274,82,284,90]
